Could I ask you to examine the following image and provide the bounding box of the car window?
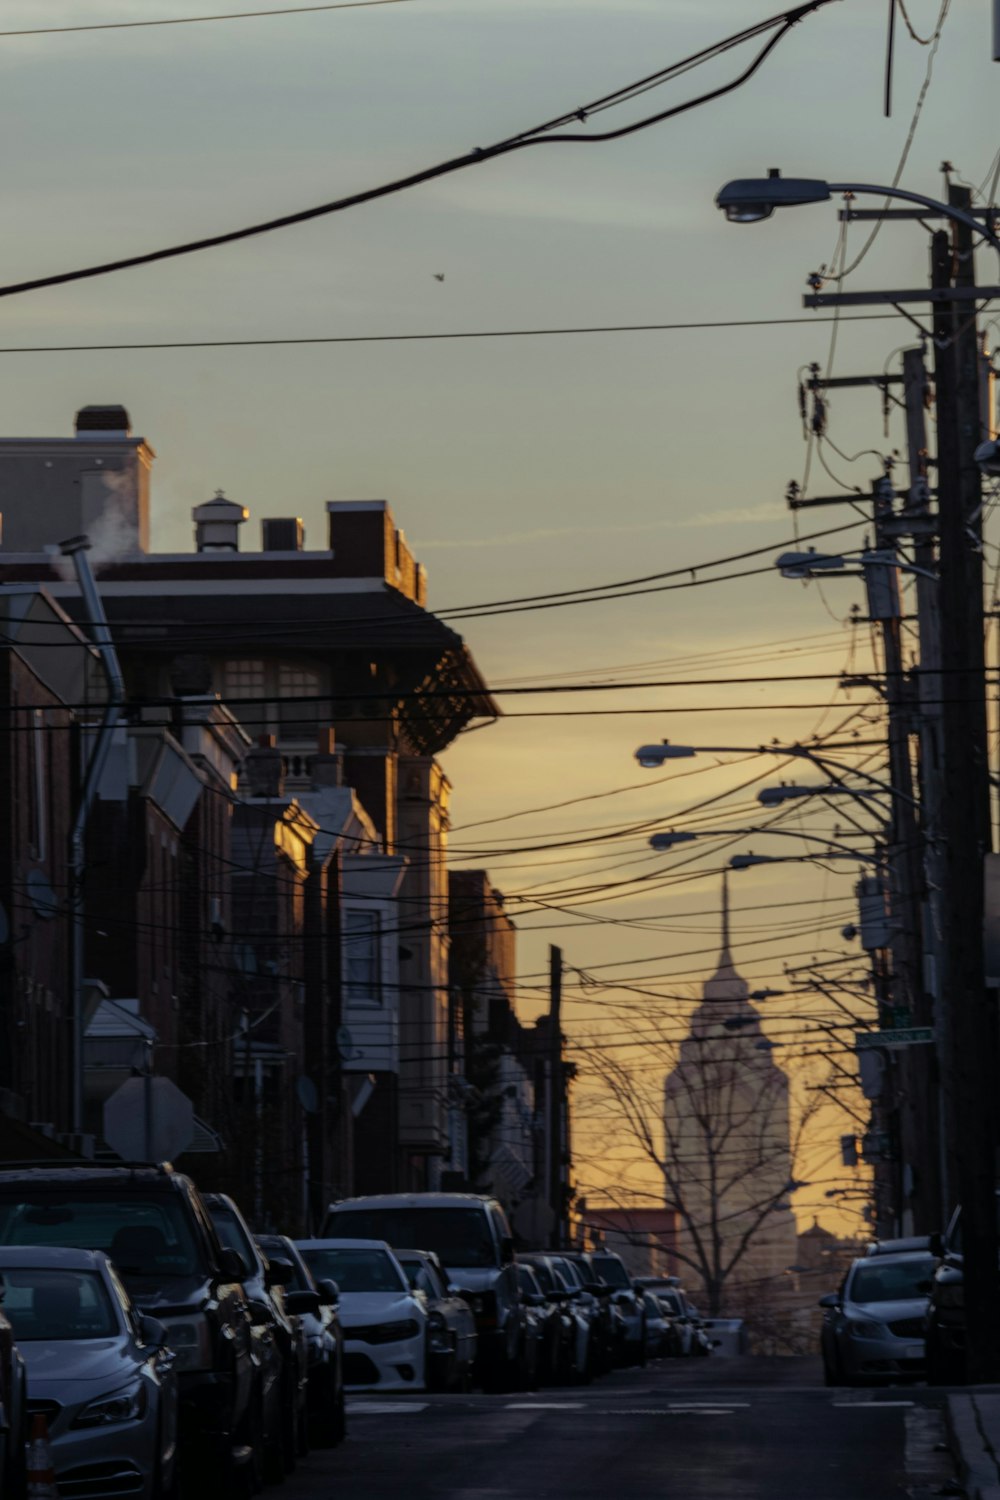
[260,1239,312,1292]
[208,1206,258,1278]
[517,1266,541,1296]
[0,1193,200,1278]
[552,1258,582,1289]
[642,1292,660,1315]
[1,1268,119,1341]
[300,1247,406,1294]
[529,1261,555,1293]
[324,1208,497,1269]
[400,1261,439,1298]
[848,1257,937,1303]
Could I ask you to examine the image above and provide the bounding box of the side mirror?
[266,1256,295,1288]
[140,1313,168,1346]
[317,1278,340,1307]
[929,1231,944,1258]
[284,1289,322,1318]
[219,1247,247,1282]
[447,1284,463,1298]
[818,1293,840,1309]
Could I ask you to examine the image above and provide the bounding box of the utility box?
[856,875,891,950]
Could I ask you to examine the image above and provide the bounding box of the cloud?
[417,502,785,549]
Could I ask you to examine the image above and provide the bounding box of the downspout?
[61,535,125,1140]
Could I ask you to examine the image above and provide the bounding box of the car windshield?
[552,1258,582,1290]
[324,1208,496,1268]
[301,1247,405,1294]
[660,1292,683,1315]
[592,1257,631,1289]
[849,1257,936,1303]
[0,1268,118,1341]
[518,1267,540,1295]
[208,1207,258,1278]
[0,1193,200,1278]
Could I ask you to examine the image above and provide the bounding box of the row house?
[0,404,496,1204]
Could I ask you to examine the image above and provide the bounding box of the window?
[277,663,326,742]
[299,1247,405,1294]
[224,660,268,739]
[343,910,381,1006]
[1,1269,118,1341]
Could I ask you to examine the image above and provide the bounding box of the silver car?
[820,1250,936,1385]
[0,1245,179,1500]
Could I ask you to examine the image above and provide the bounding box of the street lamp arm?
[826,182,1000,252]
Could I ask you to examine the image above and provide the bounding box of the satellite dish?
[296,1076,318,1114]
[27,870,58,920]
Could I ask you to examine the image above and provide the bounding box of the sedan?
[256,1234,345,1449]
[0,1245,178,1500]
[297,1239,427,1393]
[820,1250,937,1385]
[396,1251,476,1392]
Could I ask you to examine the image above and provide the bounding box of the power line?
[0,314,903,355]
[0,0,838,303]
[0,0,413,38]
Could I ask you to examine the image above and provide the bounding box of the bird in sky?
[432,273,445,282]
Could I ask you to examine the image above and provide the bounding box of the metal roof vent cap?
[192,488,249,552]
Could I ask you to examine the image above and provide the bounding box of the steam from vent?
[85,467,141,574]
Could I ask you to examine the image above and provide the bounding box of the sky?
[1,0,995,1235]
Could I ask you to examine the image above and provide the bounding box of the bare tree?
[588,1013,826,1319]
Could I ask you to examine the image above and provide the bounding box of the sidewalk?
[948,1393,1000,1500]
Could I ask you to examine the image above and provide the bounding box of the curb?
[947,1393,1000,1500]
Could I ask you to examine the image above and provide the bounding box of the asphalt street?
[283,1358,957,1500]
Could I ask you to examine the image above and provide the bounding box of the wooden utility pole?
[548,945,563,1249]
[932,187,1000,1382]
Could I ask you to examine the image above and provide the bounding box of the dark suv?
[0,1163,254,1494]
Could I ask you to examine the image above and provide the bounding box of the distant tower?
[662,876,798,1313]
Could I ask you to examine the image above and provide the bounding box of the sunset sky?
[2,0,993,1230]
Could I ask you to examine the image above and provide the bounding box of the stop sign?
[103,1075,195,1163]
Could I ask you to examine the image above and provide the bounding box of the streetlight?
[649,826,882,865]
[730,851,866,870]
[634,740,909,805]
[714,170,1000,254]
[757,783,890,808]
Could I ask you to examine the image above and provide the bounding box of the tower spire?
[720,870,733,968]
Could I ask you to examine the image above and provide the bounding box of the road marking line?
[833,1400,915,1408]
[503,1392,581,1404]
[347,1402,428,1414]
[669,1402,751,1409]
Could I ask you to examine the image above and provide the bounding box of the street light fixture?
[649,826,881,864]
[757,782,884,808]
[715,169,1000,254]
[633,741,904,803]
[730,851,865,870]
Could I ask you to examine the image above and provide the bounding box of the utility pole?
[932,186,1000,1382]
[901,344,948,1222]
[547,945,563,1250]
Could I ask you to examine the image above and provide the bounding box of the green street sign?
[854,1027,935,1051]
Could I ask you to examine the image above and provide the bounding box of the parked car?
[0,1273,26,1500]
[923,1199,992,1385]
[638,1283,696,1357]
[396,1250,477,1392]
[519,1254,592,1384]
[576,1252,646,1368]
[256,1234,345,1448]
[203,1193,306,1481]
[297,1239,428,1392]
[684,1302,714,1357]
[561,1253,632,1368]
[0,1246,178,1500]
[0,1163,254,1497]
[517,1264,566,1386]
[820,1250,936,1386]
[548,1255,615,1375]
[641,1290,672,1360]
[321,1194,521,1391]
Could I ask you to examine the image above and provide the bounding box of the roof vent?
[261,517,304,552]
[75,405,131,436]
[192,489,249,552]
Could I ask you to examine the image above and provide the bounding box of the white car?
[296,1239,427,1393]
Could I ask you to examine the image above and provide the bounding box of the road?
[284,1358,957,1499]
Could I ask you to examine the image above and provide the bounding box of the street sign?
[854,1027,935,1051]
[103,1075,194,1163]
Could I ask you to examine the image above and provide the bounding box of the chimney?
[261,517,304,552]
[311,727,343,788]
[245,734,284,798]
[75,405,132,437]
[192,489,248,552]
